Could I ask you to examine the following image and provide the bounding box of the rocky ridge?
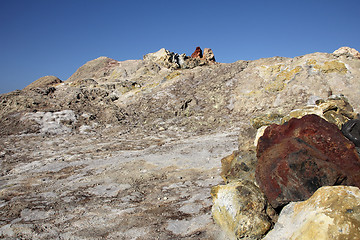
[0,46,360,239]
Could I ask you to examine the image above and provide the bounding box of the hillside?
[0,47,359,239]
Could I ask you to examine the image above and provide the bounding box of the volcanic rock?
[256,114,360,209]
[264,186,360,240]
[143,48,180,69]
[23,75,62,90]
[220,150,257,183]
[211,180,277,240]
[333,46,360,59]
[191,46,203,58]
[252,95,357,131]
[1,47,360,239]
[67,56,118,83]
[203,48,216,62]
[281,95,357,128]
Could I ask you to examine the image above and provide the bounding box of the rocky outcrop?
[2,47,360,239]
[203,48,215,62]
[211,180,277,240]
[23,75,62,91]
[191,46,203,58]
[190,47,216,62]
[256,114,360,209]
[143,48,181,69]
[264,186,360,240]
[21,110,77,135]
[334,46,360,59]
[67,57,118,83]
[144,47,216,70]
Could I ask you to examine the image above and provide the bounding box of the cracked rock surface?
[0,130,238,239]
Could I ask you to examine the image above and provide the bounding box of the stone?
[220,150,257,183]
[251,113,283,129]
[191,46,203,58]
[280,95,357,129]
[203,48,216,62]
[263,186,360,240]
[252,95,358,151]
[280,105,324,124]
[334,46,360,59]
[211,180,277,240]
[256,114,360,209]
[342,119,360,147]
[23,76,62,90]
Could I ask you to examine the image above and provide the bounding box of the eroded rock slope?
[1,47,360,239]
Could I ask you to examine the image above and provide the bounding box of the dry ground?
[0,128,239,239]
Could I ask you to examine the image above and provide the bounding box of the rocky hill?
[0,46,359,239]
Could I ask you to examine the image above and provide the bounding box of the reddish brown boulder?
[255,114,360,209]
[191,46,203,58]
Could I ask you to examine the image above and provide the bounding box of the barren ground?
[0,128,239,239]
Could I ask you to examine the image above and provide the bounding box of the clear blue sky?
[1,0,359,94]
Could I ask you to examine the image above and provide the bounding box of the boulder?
[333,46,360,59]
[191,46,203,58]
[256,114,360,209]
[23,76,62,90]
[220,150,257,183]
[263,186,360,240]
[211,180,277,240]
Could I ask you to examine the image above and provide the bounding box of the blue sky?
[1,0,359,94]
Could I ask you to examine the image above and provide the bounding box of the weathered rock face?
[211,180,277,240]
[144,47,216,70]
[23,75,62,90]
[143,48,180,69]
[264,186,360,240]
[191,46,203,58]
[67,56,119,83]
[256,114,360,209]
[203,48,215,62]
[334,46,360,59]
